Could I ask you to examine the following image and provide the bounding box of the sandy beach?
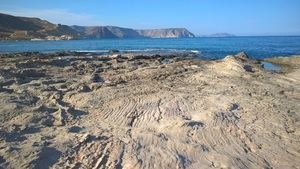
[0,52,299,169]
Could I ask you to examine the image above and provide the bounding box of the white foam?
[190,50,200,53]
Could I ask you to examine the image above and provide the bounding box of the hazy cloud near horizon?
[0,8,103,26]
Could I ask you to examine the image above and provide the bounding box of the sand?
[0,52,299,169]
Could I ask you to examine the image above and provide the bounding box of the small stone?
[89,83,101,91]
[60,84,68,89]
[49,92,62,100]
[40,116,55,127]
[108,49,119,54]
[79,134,91,143]
[78,85,91,92]
[32,142,40,147]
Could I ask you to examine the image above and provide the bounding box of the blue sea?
[1,36,300,59]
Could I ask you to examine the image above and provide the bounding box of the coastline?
[1,36,300,59]
[0,52,299,168]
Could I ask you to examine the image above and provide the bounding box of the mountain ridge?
[0,13,195,40]
[0,13,80,40]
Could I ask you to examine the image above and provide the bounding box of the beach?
[0,51,299,168]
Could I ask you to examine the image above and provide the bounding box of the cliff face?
[72,26,195,39]
[0,13,195,40]
[71,26,142,39]
[137,28,195,38]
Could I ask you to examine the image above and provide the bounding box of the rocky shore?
[0,52,299,169]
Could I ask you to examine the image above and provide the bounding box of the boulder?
[235,51,249,60]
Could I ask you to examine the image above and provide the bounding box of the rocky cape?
[0,13,195,40]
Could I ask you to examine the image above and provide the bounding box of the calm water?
[1,36,300,59]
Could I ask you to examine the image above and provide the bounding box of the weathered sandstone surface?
[0,52,299,169]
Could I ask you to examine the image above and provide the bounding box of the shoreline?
[1,36,300,59]
[1,35,300,42]
[0,52,299,168]
[0,50,299,61]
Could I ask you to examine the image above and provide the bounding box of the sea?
[0,36,300,59]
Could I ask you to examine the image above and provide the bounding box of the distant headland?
[0,13,195,40]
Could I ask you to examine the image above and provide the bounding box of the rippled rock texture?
[0,52,299,169]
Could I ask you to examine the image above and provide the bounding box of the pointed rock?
[235,51,249,60]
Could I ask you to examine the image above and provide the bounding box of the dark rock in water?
[109,49,120,54]
[236,52,249,59]
[21,52,40,57]
[57,52,71,57]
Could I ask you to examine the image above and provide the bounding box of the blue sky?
[1,0,299,36]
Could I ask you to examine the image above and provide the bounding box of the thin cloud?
[0,8,103,26]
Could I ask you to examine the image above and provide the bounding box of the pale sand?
[0,52,299,169]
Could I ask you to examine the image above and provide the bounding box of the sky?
[0,0,300,36]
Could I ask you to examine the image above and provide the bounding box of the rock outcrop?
[72,26,195,39]
[71,26,143,39]
[137,28,195,38]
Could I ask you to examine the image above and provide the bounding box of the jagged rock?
[236,51,249,60]
[52,108,65,126]
[49,92,62,101]
[79,133,91,143]
[90,73,104,83]
[68,126,82,133]
[78,85,91,92]
[0,87,13,93]
[117,55,129,59]
[89,83,102,91]
[108,49,119,54]
[243,64,255,72]
[116,57,126,63]
[15,69,46,77]
[40,116,55,127]
[109,54,122,59]
[97,56,113,61]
